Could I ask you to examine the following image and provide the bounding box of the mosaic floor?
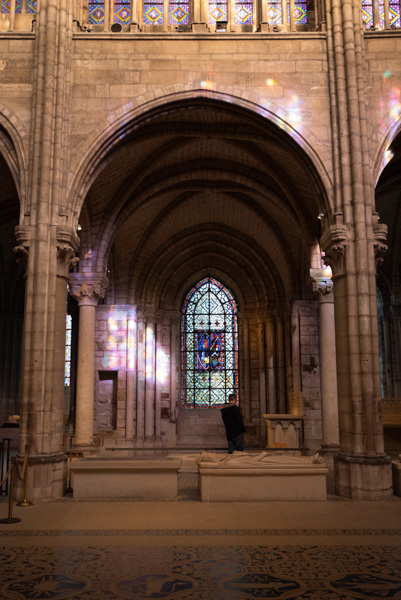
[1,474,401,599]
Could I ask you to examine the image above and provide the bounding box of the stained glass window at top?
[169,0,190,25]
[209,0,228,25]
[89,0,105,24]
[181,278,238,409]
[1,0,21,13]
[115,0,130,23]
[144,0,164,24]
[235,0,253,24]
[362,0,400,27]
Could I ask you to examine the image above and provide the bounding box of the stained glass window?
[1,0,21,14]
[362,0,400,28]
[89,0,105,24]
[209,0,228,25]
[266,0,283,24]
[181,278,238,409]
[65,314,72,387]
[169,0,190,25]
[27,0,36,13]
[235,0,253,24]
[115,0,130,23]
[265,0,307,25]
[144,0,164,24]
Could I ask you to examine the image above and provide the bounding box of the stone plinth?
[197,453,328,501]
[70,458,181,500]
[263,415,303,450]
[391,459,401,497]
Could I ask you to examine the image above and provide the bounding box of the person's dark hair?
[228,394,236,402]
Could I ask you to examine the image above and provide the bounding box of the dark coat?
[220,404,246,440]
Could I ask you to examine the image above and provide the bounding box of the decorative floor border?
[1,528,401,537]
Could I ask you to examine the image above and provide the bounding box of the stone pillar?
[311,269,339,449]
[277,316,286,413]
[321,0,392,498]
[257,316,267,439]
[14,227,79,499]
[135,311,145,445]
[169,312,179,423]
[266,316,277,414]
[70,276,108,450]
[126,313,137,439]
[145,316,156,441]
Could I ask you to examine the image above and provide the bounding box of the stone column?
[276,316,286,413]
[126,312,137,440]
[266,316,277,414]
[135,310,145,445]
[321,0,392,498]
[169,312,179,423]
[70,275,108,450]
[311,269,339,449]
[257,316,267,439]
[145,316,156,441]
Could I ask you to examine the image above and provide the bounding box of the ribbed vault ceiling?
[80,99,328,311]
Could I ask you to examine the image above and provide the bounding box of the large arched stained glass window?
[181,278,238,408]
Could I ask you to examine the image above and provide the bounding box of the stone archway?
[69,96,329,454]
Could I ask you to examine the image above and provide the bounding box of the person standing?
[220,394,246,454]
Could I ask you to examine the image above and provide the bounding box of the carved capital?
[56,227,80,279]
[373,222,388,271]
[310,268,334,303]
[320,224,348,277]
[69,273,108,307]
[13,225,31,273]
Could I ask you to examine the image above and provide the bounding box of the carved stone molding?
[373,222,388,271]
[13,225,30,273]
[320,224,348,277]
[310,268,334,303]
[56,227,80,280]
[69,273,109,307]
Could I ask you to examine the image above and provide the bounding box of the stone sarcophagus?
[197,452,328,502]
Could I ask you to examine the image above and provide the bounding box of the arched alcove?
[71,97,329,450]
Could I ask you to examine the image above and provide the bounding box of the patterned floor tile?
[1,544,401,599]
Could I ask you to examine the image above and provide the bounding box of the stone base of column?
[72,443,98,457]
[15,452,68,501]
[334,453,393,499]
[318,445,340,495]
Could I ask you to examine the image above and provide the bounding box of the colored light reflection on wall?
[102,312,127,369]
[145,326,154,382]
[128,318,136,370]
[157,347,169,386]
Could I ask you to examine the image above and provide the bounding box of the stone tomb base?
[198,453,328,502]
[70,458,182,500]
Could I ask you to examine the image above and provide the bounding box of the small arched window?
[181,277,238,408]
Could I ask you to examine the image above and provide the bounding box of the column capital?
[13,225,31,273]
[69,273,109,307]
[56,227,80,280]
[320,222,348,277]
[373,220,388,271]
[310,268,334,303]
